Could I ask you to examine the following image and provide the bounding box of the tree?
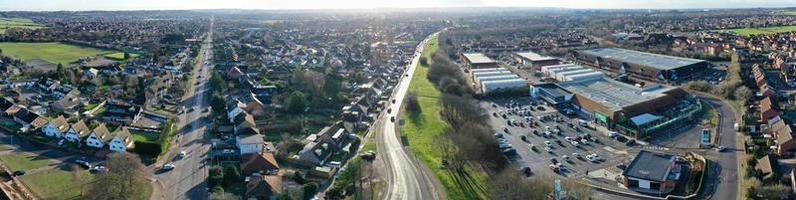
[419,57,428,66]
[405,92,421,115]
[85,152,147,200]
[734,86,753,104]
[123,52,131,60]
[287,91,309,114]
[209,191,239,200]
[683,80,713,93]
[222,165,241,188]
[56,63,67,81]
[301,182,319,200]
[488,170,553,200]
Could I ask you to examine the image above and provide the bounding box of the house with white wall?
[108,127,133,152]
[86,123,111,148]
[64,120,90,142]
[42,115,69,138]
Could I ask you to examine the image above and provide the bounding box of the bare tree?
[85,152,147,200]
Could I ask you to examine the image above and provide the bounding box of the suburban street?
[373,31,444,200]
[151,16,215,200]
[699,95,740,200]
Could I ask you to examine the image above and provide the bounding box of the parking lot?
[481,99,642,179]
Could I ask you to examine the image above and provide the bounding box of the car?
[203,107,210,113]
[616,163,627,170]
[75,160,92,169]
[715,146,727,152]
[520,135,528,142]
[587,154,604,162]
[580,139,589,145]
[494,133,504,138]
[550,158,559,164]
[520,167,532,177]
[221,149,235,154]
[58,139,65,146]
[499,143,512,149]
[391,116,395,122]
[493,112,498,117]
[162,163,176,171]
[502,148,517,155]
[187,107,195,112]
[178,150,188,158]
[545,146,553,153]
[12,170,25,176]
[572,153,582,159]
[544,140,552,146]
[625,139,636,146]
[90,166,108,173]
[361,151,377,160]
[570,141,579,147]
[562,155,571,161]
[503,128,510,133]
[392,99,396,103]
[387,108,392,113]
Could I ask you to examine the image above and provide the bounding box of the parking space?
[482,99,639,178]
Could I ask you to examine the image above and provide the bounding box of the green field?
[0,153,56,171]
[18,169,95,200]
[104,52,139,60]
[131,130,159,142]
[400,37,488,199]
[0,42,116,65]
[782,10,796,15]
[713,25,796,36]
[0,18,46,33]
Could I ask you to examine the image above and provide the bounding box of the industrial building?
[471,67,528,94]
[531,65,701,139]
[574,48,709,83]
[461,53,498,70]
[513,51,561,70]
[622,150,682,195]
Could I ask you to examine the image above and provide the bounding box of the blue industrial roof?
[630,113,663,126]
[579,48,706,70]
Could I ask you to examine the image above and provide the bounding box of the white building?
[108,127,133,152]
[237,133,265,155]
[64,120,90,142]
[86,123,111,148]
[42,115,69,138]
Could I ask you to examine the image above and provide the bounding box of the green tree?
[85,152,147,200]
[222,165,240,188]
[301,182,319,200]
[56,63,67,81]
[123,52,131,60]
[287,91,308,114]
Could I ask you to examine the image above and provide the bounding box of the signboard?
[701,129,711,146]
[555,179,561,200]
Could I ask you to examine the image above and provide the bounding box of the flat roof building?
[574,48,709,83]
[622,150,681,195]
[532,65,699,139]
[514,51,561,70]
[461,53,498,70]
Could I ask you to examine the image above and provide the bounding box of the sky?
[1,0,795,11]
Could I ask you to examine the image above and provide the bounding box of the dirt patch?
[24,59,56,71]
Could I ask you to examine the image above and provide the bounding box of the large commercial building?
[574,48,709,83]
[531,65,701,139]
[461,53,498,70]
[471,68,528,94]
[514,51,561,70]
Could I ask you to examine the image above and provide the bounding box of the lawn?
[131,130,160,142]
[0,153,56,171]
[400,37,489,200]
[0,18,46,33]
[0,145,14,151]
[712,25,796,36]
[782,10,796,15]
[0,42,116,65]
[103,52,139,60]
[18,169,95,200]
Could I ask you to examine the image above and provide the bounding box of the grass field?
[782,10,796,15]
[18,169,95,200]
[0,42,116,65]
[0,153,56,171]
[0,145,14,151]
[104,52,139,60]
[131,130,160,142]
[400,37,488,200]
[0,18,46,34]
[713,25,796,36]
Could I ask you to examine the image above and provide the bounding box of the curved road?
[375,31,444,200]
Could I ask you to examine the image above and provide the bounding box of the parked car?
[162,163,175,171]
[75,160,92,169]
[221,149,235,154]
[391,116,395,122]
[178,150,188,159]
[361,151,377,160]
[12,170,25,176]
[90,166,108,173]
[520,167,532,177]
[520,135,528,142]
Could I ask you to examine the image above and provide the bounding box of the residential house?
[241,152,280,176]
[245,175,282,200]
[13,108,48,133]
[101,100,142,125]
[760,97,779,123]
[64,120,90,142]
[42,115,69,138]
[86,123,111,148]
[296,123,352,166]
[237,133,264,156]
[108,127,134,152]
[755,155,777,180]
[769,116,796,156]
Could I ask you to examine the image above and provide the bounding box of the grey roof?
[515,51,557,61]
[535,83,571,97]
[623,150,675,182]
[462,53,497,64]
[558,77,674,111]
[579,48,705,70]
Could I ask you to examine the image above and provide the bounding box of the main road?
[151,16,215,200]
[373,31,444,200]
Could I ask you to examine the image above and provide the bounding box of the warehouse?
[470,67,528,94]
[574,48,709,83]
[481,78,528,94]
[514,51,561,70]
[531,66,701,139]
[461,53,498,70]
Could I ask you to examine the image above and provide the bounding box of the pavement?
[372,31,445,200]
[150,16,215,200]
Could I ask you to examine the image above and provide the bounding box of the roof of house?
[769,117,795,145]
[50,115,70,132]
[92,123,111,140]
[756,155,775,177]
[70,120,91,137]
[241,152,280,175]
[578,48,706,70]
[111,127,132,144]
[622,150,676,182]
[239,133,264,145]
[245,175,282,198]
[14,108,48,129]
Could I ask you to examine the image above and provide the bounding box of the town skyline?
[3,0,796,11]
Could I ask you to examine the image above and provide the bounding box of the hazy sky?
[1,0,795,11]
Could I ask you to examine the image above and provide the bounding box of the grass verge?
[18,169,94,200]
[0,153,56,171]
[400,37,488,199]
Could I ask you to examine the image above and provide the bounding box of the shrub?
[132,141,162,158]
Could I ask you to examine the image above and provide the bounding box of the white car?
[544,140,552,146]
[545,146,554,153]
[162,163,175,171]
[178,150,188,158]
[562,155,571,161]
[571,141,579,146]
